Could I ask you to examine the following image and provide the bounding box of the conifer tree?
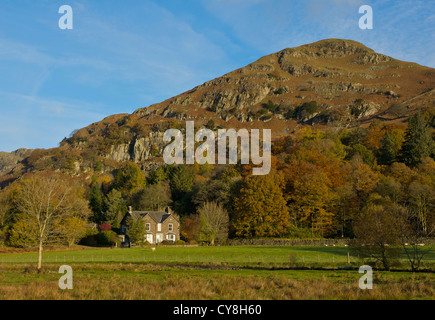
[399,112,435,167]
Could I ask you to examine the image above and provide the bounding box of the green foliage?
[79,229,100,247]
[262,100,280,113]
[147,165,169,185]
[301,101,319,115]
[113,162,146,194]
[274,87,286,95]
[285,225,322,239]
[350,99,366,118]
[352,196,405,270]
[125,216,145,246]
[103,189,127,229]
[191,180,232,210]
[341,127,368,146]
[96,230,120,246]
[132,182,171,211]
[169,165,195,201]
[94,161,103,173]
[347,144,377,167]
[198,201,229,245]
[89,184,104,223]
[378,133,397,165]
[399,112,435,167]
[205,119,215,130]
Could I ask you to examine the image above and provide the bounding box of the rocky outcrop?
[105,132,165,163]
[0,149,31,172]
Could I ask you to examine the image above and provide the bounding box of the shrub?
[175,240,186,245]
[205,119,215,130]
[275,87,286,95]
[301,101,319,115]
[98,223,112,231]
[386,103,408,118]
[160,240,174,245]
[285,225,322,239]
[263,100,280,113]
[96,231,120,246]
[79,229,99,247]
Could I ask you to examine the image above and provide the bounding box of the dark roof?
[129,211,176,223]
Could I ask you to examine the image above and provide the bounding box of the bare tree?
[399,206,435,272]
[9,172,90,269]
[352,199,404,270]
[198,201,229,246]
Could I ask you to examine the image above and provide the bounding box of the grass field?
[0,245,434,300]
[1,245,434,266]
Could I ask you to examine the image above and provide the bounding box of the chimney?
[165,207,171,214]
[128,206,133,214]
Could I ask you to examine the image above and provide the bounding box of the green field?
[0,245,434,300]
[1,245,434,266]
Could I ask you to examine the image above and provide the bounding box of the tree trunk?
[381,245,390,271]
[37,239,43,270]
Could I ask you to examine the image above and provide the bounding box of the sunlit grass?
[1,245,433,267]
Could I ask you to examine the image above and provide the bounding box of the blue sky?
[0,0,433,152]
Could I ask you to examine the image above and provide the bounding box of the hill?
[0,38,434,187]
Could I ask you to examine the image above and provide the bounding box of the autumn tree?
[398,205,435,272]
[378,129,404,166]
[113,162,146,195]
[132,182,172,212]
[198,201,229,245]
[8,172,90,269]
[55,216,87,247]
[352,194,405,270]
[344,155,379,212]
[290,172,335,237]
[232,171,290,238]
[180,214,202,242]
[408,180,434,235]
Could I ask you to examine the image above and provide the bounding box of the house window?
[168,223,173,232]
[146,223,151,231]
[157,223,162,232]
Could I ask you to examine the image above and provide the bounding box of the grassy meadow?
[0,245,434,300]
